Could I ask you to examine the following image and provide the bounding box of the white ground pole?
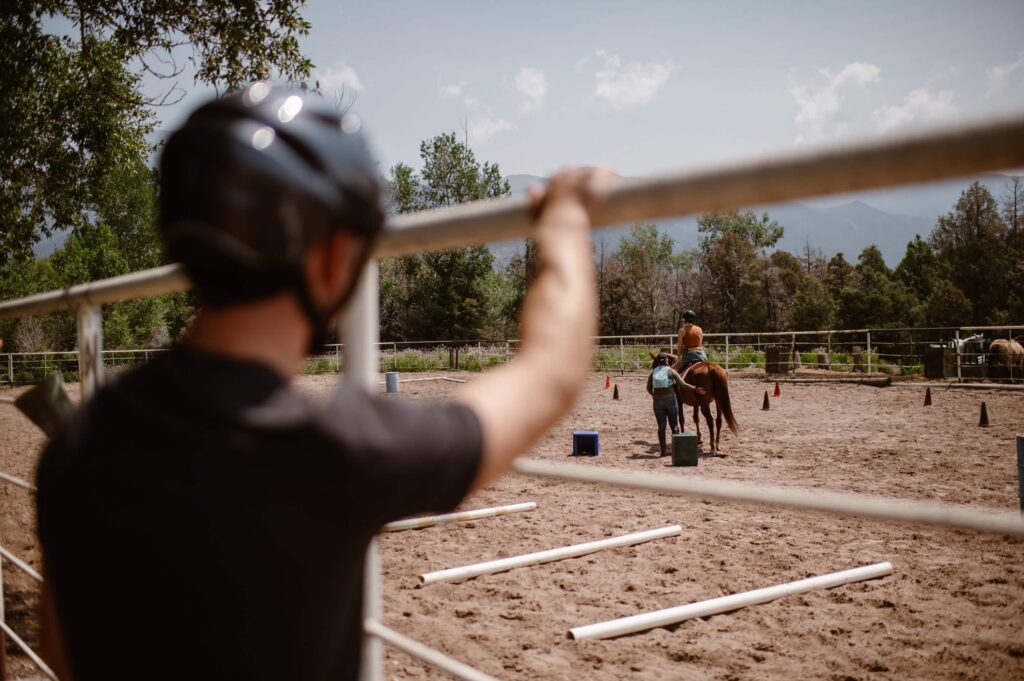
[513,459,1024,536]
[420,525,682,585]
[341,262,385,681]
[568,561,894,641]
[364,620,499,681]
[382,502,537,533]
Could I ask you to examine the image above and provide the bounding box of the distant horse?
[989,338,1024,380]
[659,353,739,454]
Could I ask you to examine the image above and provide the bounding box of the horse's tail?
[710,365,739,435]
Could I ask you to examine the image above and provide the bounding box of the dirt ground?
[2,373,1023,680]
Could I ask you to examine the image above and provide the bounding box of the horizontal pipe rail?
[0,545,44,582]
[363,620,498,681]
[2,114,1024,319]
[0,619,59,680]
[512,459,1024,536]
[0,471,37,492]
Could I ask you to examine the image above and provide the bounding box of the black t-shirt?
[36,347,482,680]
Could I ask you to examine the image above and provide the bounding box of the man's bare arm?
[457,169,611,490]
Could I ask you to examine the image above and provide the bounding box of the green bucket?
[671,432,698,467]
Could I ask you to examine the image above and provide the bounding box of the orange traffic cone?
[613,384,620,400]
[604,375,611,389]
[924,387,932,406]
[979,402,990,427]
[773,381,781,398]
[762,391,770,411]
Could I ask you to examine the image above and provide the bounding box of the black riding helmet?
[682,309,697,323]
[159,82,384,317]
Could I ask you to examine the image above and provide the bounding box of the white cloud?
[592,50,674,110]
[468,117,516,144]
[515,66,548,113]
[788,62,880,142]
[985,52,1024,98]
[438,82,484,110]
[315,62,365,93]
[437,82,465,98]
[872,87,957,131]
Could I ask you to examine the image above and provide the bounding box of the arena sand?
[2,374,1022,679]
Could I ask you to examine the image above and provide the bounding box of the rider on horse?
[674,309,707,374]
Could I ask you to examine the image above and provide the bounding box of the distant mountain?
[30,171,1017,268]
[493,172,1021,267]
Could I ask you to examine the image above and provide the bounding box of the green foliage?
[929,182,1012,324]
[0,0,313,264]
[381,133,511,341]
[599,224,693,335]
[697,210,784,256]
[700,231,766,332]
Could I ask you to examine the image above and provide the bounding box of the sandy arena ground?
[2,373,1023,680]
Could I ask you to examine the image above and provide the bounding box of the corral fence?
[4,324,1022,386]
[2,111,1024,680]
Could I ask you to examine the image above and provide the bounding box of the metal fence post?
[77,305,104,401]
[866,330,872,374]
[1017,435,1024,515]
[619,337,625,374]
[340,262,383,681]
[6,353,12,385]
[725,334,730,371]
[955,329,962,383]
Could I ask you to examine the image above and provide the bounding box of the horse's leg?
[693,404,701,447]
[677,394,686,433]
[715,402,723,452]
[700,401,715,453]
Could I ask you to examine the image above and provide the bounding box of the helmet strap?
[292,240,374,355]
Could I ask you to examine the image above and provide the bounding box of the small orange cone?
[924,387,932,406]
[773,381,781,398]
[604,375,611,389]
[613,384,620,400]
[979,402,990,427]
[762,391,770,411]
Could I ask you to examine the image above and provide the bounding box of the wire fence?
[2,326,1021,386]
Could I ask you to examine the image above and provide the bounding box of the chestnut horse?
[660,353,739,453]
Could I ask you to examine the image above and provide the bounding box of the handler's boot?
[658,431,667,457]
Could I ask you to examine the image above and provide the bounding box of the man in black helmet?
[36,84,611,680]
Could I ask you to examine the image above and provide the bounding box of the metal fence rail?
[1,114,1023,680]
[5,324,1021,385]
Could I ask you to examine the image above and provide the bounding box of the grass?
[2,342,927,386]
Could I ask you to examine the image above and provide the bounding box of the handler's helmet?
[158,82,384,306]
[682,309,697,322]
